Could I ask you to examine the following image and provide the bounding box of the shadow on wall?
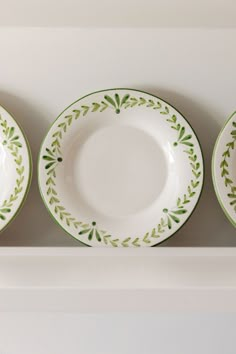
[134,86,236,246]
[0,91,81,246]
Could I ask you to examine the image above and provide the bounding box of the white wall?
[0,0,235,27]
[0,313,235,354]
[0,28,235,246]
[0,27,236,354]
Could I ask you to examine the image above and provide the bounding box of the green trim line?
[38,88,204,247]
[0,105,32,233]
[212,111,236,228]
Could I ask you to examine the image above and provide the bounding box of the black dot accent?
[57,157,63,162]
[92,221,96,226]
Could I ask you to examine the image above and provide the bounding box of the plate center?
[76,125,168,217]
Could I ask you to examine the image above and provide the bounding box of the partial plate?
[212,111,236,227]
[0,105,32,232]
[38,88,204,247]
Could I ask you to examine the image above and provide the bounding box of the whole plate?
[212,111,236,227]
[38,89,204,247]
[0,105,32,232]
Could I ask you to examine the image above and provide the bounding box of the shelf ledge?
[0,247,235,312]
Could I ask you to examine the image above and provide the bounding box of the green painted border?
[212,111,236,228]
[0,104,33,234]
[38,88,205,247]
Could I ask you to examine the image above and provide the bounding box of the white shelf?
[0,247,236,312]
[0,0,235,27]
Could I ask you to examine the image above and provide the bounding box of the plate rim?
[0,104,33,233]
[212,111,236,228]
[38,88,205,246]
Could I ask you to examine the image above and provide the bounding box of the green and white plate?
[38,88,204,247]
[0,105,32,232]
[212,111,236,227]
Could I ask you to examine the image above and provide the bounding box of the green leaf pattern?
[220,120,236,211]
[43,93,202,247]
[0,115,25,222]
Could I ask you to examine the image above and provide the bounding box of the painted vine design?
[220,120,236,211]
[0,115,25,222]
[43,93,202,247]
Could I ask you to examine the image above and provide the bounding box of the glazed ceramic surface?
[38,89,204,247]
[0,105,32,232]
[212,111,236,227]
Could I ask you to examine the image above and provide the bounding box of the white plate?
[38,89,204,247]
[212,111,236,227]
[0,105,32,232]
